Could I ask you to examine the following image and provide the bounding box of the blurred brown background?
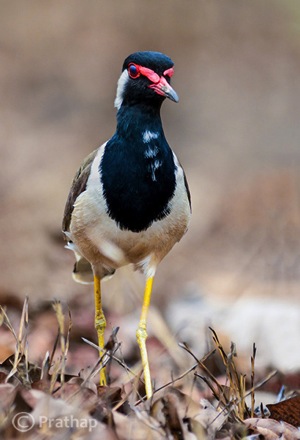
[1,1,300,334]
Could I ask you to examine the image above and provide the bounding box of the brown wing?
[62,148,98,233]
[183,168,191,211]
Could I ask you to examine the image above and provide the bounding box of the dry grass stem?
[0,298,294,439]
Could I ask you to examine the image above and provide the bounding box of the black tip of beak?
[167,89,179,103]
[163,84,179,103]
[149,80,179,103]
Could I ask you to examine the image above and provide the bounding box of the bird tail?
[72,256,94,284]
[63,234,94,284]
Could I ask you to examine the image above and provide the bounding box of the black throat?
[100,103,176,232]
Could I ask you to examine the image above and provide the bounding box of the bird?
[62,51,191,399]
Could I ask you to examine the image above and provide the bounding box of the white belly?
[69,144,191,278]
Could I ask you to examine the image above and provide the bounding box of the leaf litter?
[0,299,300,439]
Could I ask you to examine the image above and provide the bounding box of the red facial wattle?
[163,67,174,78]
[148,75,179,102]
[127,63,179,103]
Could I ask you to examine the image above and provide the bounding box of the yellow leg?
[136,276,154,399]
[94,274,107,386]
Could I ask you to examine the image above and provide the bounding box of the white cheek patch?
[114,70,129,110]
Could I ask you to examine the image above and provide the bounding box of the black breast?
[100,134,176,232]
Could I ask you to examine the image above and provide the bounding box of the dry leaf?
[244,417,300,439]
[267,395,300,427]
[193,399,227,438]
[113,409,163,440]
[0,383,17,412]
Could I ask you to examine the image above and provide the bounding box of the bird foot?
[136,324,153,399]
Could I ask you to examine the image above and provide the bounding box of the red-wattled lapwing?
[62,51,191,399]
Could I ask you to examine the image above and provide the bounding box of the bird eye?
[128,63,140,79]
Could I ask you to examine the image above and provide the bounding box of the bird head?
[114,51,179,110]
